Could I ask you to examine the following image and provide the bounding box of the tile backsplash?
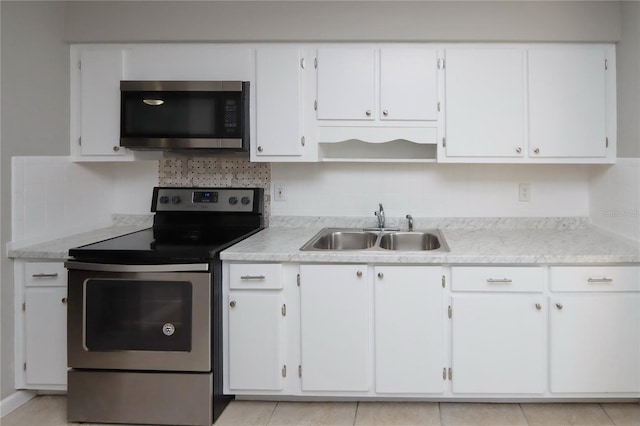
[158,156,271,219]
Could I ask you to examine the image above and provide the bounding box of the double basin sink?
[300,228,449,252]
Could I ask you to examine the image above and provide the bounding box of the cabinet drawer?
[24,262,66,287]
[229,263,282,289]
[550,266,640,292]
[451,266,544,292]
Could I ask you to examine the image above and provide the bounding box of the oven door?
[66,262,212,372]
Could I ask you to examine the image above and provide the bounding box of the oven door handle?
[64,261,210,273]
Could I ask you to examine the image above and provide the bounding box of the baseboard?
[0,390,36,418]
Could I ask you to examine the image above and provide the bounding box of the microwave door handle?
[64,261,210,273]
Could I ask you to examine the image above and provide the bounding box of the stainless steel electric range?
[65,187,264,426]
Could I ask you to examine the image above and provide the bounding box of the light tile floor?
[1,396,638,426]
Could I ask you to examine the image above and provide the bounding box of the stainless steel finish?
[142,99,165,106]
[587,277,613,283]
[556,303,563,310]
[356,271,363,278]
[154,187,255,213]
[606,137,609,148]
[230,300,236,307]
[377,272,384,279]
[67,370,213,426]
[121,80,242,92]
[301,136,305,146]
[300,227,449,252]
[535,303,542,310]
[486,278,513,284]
[443,137,446,148]
[300,58,305,69]
[309,231,378,250]
[448,305,452,318]
[162,323,175,336]
[406,214,414,232]
[383,110,389,116]
[534,148,540,154]
[32,273,59,278]
[62,297,68,304]
[240,275,266,280]
[258,145,263,152]
[282,365,287,377]
[442,275,446,288]
[314,100,318,110]
[113,146,120,152]
[65,261,210,273]
[448,367,452,380]
[281,304,287,316]
[366,110,372,116]
[375,203,385,228]
[121,137,244,150]
[379,232,442,251]
[67,268,212,371]
[516,147,522,153]
[443,368,447,380]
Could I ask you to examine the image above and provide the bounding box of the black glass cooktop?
[69,227,261,263]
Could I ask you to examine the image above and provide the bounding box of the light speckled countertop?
[220,217,640,265]
[8,216,640,264]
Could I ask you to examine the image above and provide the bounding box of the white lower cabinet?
[16,261,68,390]
[549,266,640,393]
[374,266,444,394]
[450,266,545,394]
[299,264,370,391]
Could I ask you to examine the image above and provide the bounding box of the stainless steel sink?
[379,231,441,251]
[300,228,449,252]
[311,231,378,250]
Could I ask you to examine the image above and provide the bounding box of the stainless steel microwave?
[120,81,249,152]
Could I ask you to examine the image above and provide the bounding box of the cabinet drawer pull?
[240,275,266,280]
[587,277,613,283]
[32,273,59,278]
[61,297,68,304]
[535,303,542,310]
[556,303,563,310]
[356,271,363,278]
[377,272,384,279]
[486,278,512,284]
[229,300,236,308]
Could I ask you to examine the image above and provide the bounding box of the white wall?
[272,163,590,218]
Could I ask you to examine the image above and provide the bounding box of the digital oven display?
[193,191,218,203]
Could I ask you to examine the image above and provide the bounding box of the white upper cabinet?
[443,48,526,158]
[379,49,438,121]
[254,47,305,159]
[528,47,609,159]
[317,48,376,120]
[74,48,129,158]
[316,47,439,123]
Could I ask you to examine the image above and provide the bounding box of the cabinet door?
[228,293,283,391]
[380,49,438,121]
[451,295,545,394]
[374,266,443,394]
[528,48,607,158]
[79,49,127,156]
[316,48,375,120]
[256,48,303,157]
[25,287,68,386]
[299,264,369,391]
[550,294,640,393]
[444,49,525,158]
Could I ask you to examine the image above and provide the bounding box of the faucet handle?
[406,214,414,232]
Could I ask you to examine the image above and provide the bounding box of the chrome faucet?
[375,203,385,229]
[406,214,414,232]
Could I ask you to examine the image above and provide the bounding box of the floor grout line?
[518,403,531,426]
[599,402,617,426]
[353,401,359,426]
[265,400,279,426]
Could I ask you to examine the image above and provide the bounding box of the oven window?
[85,280,193,352]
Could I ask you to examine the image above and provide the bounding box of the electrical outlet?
[519,183,531,202]
[274,183,286,201]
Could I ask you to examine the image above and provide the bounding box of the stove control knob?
[228,196,238,205]
[171,196,182,205]
[241,196,251,205]
[159,196,170,204]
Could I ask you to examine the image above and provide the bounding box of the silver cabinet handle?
[240,275,266,280]
[61,297,68,304]
[32,273,59,278]
[587,277,613,283]
[377,272,384,279]
[533,148,540,154]
[257,146,263,152]
[382,110,389,116]
[113,146,120,152]
[486,278,512,284]
[229,300,236,308]
[365,110,371,117]
[516,147,522,154]
[356,271,363,278]
[535,303,542,310]
[556,303,563,310]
